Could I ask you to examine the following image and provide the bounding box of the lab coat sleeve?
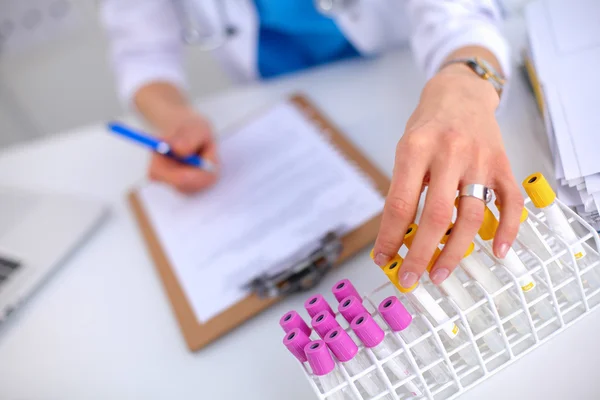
[407,1,511,79]
[99,0,187,106]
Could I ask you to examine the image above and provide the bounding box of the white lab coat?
[100,0,510,106]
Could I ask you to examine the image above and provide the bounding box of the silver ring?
[458,184,493,204]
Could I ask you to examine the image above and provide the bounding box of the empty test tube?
[523,172,600,288]
[378,296,450,384]
[325,327,393,399]
[351,312,423,397]
[305,340,353,400]
[380,257,479,366]
[479,206,555,321]
[406,225,504,354]
[496,200,580,303]
[450,235,530,335]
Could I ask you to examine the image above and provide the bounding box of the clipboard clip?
[247,232,343,298]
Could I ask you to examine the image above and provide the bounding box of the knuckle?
[407,253,435,271]
[376,236,401,254]
[460,205,484,227]
[425,199,453,228]
[386,195,414,221]
[399,133,428,153]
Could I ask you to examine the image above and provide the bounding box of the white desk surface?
[1,46,599,400]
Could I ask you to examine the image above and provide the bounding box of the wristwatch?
[440,57,505,98]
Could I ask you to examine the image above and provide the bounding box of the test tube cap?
[478,206,499,241]
[442,224,475,258]
[283,328,311,363]
[522,172,556,209]
[332,279,361,303]
[382,257,418,293]
[338,295,368,324]
[305,294,334,319]
[378,296,413,332]
[280,310,311,337]
[351,312,385,348]
[312,310,341,339]
[305,340,336,376]
[324,327,358,362]
[495,200,529,223]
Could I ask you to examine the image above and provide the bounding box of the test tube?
[305,294,335,319]
[450,235,530,335]
[496,200,580,303]
[332,279,362,303]
[325,327,393,399]
[283,327,312,373]
[478,206,555,321]
[379,257,479,367]
[312,310,341,339]
[338,295,368,324]
[305,340,353,400]
[378,296,450,384]
[280,310,312,337]
[351,312,423,397]
[523,172,600,288]
[405,224,504,354]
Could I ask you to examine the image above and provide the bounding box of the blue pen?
[107,121,215,172]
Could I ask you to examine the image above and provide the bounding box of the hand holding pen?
[108,109,219,193]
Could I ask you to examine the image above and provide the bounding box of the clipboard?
[128,94,391,351]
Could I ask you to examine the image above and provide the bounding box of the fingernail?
[400,272,418,288]
[374,253,391,267]
[430,268,450,285]
[497,243,510,259]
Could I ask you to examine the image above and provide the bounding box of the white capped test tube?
[351,312,423,397]
[523,172,600,289]
[378,296,450,384]
[325,327,393,399]
[478,206,555,321]
[406,224,504,354]
[380,258,479,367]
[305,340,353,400]
[496,199,580,303]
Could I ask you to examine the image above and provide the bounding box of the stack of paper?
[525,0,600,230]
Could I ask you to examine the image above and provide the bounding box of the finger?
[372,139,430,267]
[491,166,524,259]
[165,120,213,157]
[401,165,458,288]
[149,155,218,193]
[432,196,484,284]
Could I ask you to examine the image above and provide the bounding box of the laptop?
[0,186,107,323]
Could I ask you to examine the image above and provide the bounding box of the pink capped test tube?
[305,294,334,319]
[280,310,311,337]
[332,279,361,303]
[338,295,368,324]
[312,310,341,339]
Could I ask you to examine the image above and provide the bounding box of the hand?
[372,63,523,287]
[148,106,219,193]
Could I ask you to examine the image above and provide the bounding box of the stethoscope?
[174,0,358,50]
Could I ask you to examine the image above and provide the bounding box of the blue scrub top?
[253,0,360,79]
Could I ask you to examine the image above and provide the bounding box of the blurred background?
[0,0,530,149]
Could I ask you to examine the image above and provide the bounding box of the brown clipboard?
[128,94,391,351]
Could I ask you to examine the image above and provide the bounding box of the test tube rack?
[298,198,600,400]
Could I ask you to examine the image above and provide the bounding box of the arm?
[100,0,218,192]
[373,1,523,287]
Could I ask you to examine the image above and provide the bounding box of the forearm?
[134,82,193,133]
